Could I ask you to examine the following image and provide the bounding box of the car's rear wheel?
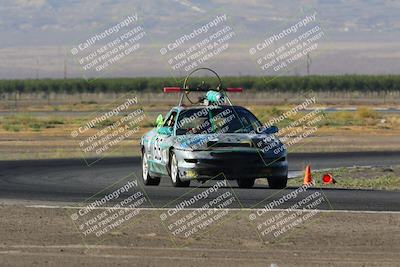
[237,178,255,188]
[142,150,160,186]
[267,176,287,189]
[170,152,190,187]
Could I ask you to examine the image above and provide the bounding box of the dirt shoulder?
[1,120,400,160]
[1,104,400,160]
[0,205,399,266]
[288,165,400,190]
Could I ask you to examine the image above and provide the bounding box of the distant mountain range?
[0,0,399,78]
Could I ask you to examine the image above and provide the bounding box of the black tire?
[169,152,190,187]
[142,149,160,186]
[237,178,255,188]
[267,176,288,189]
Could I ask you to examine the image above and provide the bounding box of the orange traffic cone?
[322,173,336,184]
[303,165,313,185]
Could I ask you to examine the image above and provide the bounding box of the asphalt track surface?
[0,151,399,211]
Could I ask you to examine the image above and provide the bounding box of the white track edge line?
[24,204,400,214]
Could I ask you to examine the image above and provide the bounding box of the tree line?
[0,75,399,94]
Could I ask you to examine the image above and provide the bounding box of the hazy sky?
[0,0,399,79]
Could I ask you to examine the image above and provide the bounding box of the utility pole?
[306,53,312,76]
[64,48,67,79]
[36,58,39,79]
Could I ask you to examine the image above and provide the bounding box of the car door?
[150,110,177,175]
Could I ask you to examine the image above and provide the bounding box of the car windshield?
[175,107,261,135]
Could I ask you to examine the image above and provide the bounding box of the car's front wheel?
[267,176,287,189]
[237,178,255,188]
[169,152,190,187]
[142,150,160,186]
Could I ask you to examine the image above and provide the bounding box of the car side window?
[164,111,177,128]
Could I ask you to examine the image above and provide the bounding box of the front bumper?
[175,149,288,181]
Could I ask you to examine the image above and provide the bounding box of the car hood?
[174,133,283,153]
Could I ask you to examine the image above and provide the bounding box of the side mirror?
[266,125,279,134]
[259,125,279,134]
[155,114,164,127]
[157,126,173,136]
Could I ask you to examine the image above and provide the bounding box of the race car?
[140,68,288,189]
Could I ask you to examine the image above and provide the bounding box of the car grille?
[203,152,285,165]
[207,141,252,148]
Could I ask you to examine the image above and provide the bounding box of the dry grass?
[0,103,399,160]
